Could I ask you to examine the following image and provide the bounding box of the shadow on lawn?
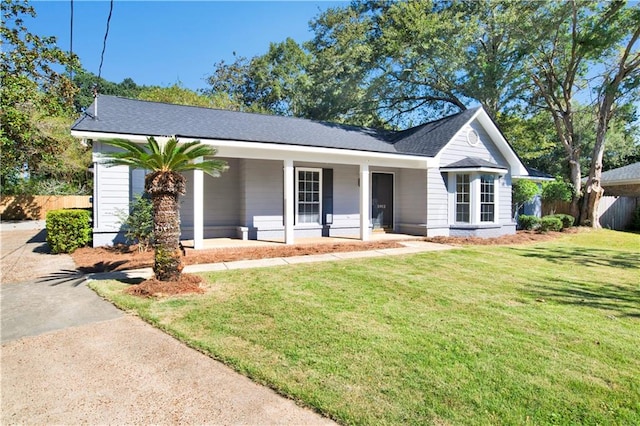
[523,277,640,318]
[511,246,640,269]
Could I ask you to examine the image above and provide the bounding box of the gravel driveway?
[0,223,335,425]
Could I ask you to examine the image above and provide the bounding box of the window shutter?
[322,168,333,225]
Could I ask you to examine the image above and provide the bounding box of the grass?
[91,229,640,425]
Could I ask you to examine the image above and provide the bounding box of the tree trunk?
[146,171,186,281]
[580,89,612,227]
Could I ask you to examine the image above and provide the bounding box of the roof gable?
[389,107,482,157]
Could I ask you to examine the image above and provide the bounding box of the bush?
[539,215,563,233]
[117,193,154,251]
[46,209,91,253]
[553,214,575,229]
[518,214,540,230]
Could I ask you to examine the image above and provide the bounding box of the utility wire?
[96,0,114,90]
[69,0,73,79]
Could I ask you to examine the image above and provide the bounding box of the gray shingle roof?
[440,157,507,170]
[72,95,481,158]
[389,107,482,156]
[599,162,640,185]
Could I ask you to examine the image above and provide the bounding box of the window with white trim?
[450,172,500,224]
[455,174,470,223]
[296,168,322,224]
[480,174,495,222]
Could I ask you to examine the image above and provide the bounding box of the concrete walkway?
[90,240,453,281]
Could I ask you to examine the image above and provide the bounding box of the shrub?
[518,214,540,230]
[46,209,91,253]
[553,214,575,229]
[117,193,154,251]
[539,215,563,233]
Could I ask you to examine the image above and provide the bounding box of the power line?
[69,0,73,79]
[97,0,114,85]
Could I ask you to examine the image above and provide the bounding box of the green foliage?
[539,215,563,233]
[117,193,154,251]
[137,83,234,109]
[542,179,573,203]
[512,179,540,215]
[104,136,228,178]
[517,214,540,231]
[1,0,92,193]
[46,209,91,254]
[73,70,145,111]
[553,214,575,229]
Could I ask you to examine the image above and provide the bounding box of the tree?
[302,0,539,127]
[1,0,84,192]
[512,179,540,217]
[581,5,640,226]
[541,179,573,216]
[73,70,145,112]
[523,0,639,224]
[137,82,240,110]
[104,137,227,281]
[205,39,311,116]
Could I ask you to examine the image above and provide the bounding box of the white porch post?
[193,158,204,250]
[283,159,295,244]
[359,163,370,241]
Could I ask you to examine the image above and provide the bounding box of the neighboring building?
[596,162,640,230]
[71,95,531,248]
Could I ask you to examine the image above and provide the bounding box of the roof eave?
[73,130,437,169]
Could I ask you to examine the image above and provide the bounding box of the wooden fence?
[0,195,92,220]
[598,196,638,230]
[542,196,638,230]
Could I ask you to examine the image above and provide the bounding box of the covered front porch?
[180,149,435,249]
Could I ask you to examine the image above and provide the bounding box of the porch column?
[359,163,370,241]
[193,159,204,250]
[283,159,295,244]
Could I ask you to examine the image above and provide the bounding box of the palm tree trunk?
[146,171,186,281]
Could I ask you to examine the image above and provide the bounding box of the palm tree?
[104,136,227,281]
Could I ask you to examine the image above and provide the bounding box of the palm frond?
[101,136,227,176]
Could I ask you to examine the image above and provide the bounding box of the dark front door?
[372,173,394,229]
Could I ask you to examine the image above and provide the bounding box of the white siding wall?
[92,141,130,246]
[396,168,427,224]
[438,121,508,166]
[438,120,515,234]
[242,159,283,230]
[426,168,449,229]
[181,157,241,229]
[331,164,360,228]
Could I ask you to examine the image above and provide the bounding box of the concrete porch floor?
[181,231,422,250]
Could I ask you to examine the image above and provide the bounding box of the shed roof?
[71,95,485,158]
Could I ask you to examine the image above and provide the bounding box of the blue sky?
[29,1,346,90]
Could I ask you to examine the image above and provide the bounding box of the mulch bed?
[74,229,580,297]
[125,273,204,298]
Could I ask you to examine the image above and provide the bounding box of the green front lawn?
[91,230,640,425]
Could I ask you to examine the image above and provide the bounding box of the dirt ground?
[72,230,576,274]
